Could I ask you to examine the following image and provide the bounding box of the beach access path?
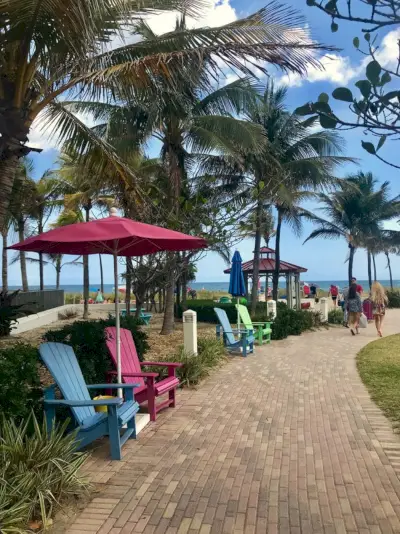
[66,311,400,534]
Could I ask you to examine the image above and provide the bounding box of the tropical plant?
[0,414,90,529]
[25,253,83,289]
[304,172,400,284]
[0,0,330,230]
[217,82,351,308]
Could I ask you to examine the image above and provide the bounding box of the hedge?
[387,290,400,308]
[176,299,270,323]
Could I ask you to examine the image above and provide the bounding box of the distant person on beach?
[345,283,362,335]
[328,284,338,306]
[303,283,310,298]
[371,281,388,337]
[309,283,317,299]
[351,277,363,294]
[95,289,104,303]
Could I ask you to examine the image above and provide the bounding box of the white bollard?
[183,309,198,356]
[267,299,277,320]
[320,297,329,322]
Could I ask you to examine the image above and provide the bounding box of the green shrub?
[44,316,149,385]
[0,290,25,337]
[146,336,227,387]
[328,308,344,324]
[271,302,325,340]
[387,290,400,308]
[0,414,90,530]
[0,343,41,422]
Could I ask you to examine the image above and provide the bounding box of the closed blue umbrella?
[229,250,246,331]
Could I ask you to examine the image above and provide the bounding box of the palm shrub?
[271,302,324,340]
[43,316,149,385]
[0,414,90,531]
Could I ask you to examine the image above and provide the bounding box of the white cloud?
[280,53,361,88]
[374,28,400,70]
[279,27,400,90]
[143,0,237,34]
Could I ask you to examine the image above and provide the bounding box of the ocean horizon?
[8,279,400,293]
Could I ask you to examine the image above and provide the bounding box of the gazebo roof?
[224,247,307,275]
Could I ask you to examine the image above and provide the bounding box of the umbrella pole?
[114,253,122,398]
[237,296,240,333]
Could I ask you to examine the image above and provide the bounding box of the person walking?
[328,284,338,306]
[371,281,388,337]
[345,282,363,335]
[95,289,104,303]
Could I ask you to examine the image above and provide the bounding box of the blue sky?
[8,1,400,286]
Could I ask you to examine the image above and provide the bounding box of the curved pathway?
[68,311,400,534]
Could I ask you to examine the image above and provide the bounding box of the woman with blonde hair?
[371,281,388,337]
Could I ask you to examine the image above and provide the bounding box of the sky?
[7,0,400,286]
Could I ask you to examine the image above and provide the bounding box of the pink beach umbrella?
[10,209,207,393]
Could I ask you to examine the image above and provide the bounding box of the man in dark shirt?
[351,277,363,295]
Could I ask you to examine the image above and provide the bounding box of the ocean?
[8,280,400,293]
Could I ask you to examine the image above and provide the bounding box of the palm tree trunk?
[125,257,132,317]
[2,228,8,291]
[161,141,181,335]
[17,219,28,292]
[367,251,372,289]
[348,245,355,285]
[38,219,44,290]
[181,259,188,312]
[272,208,283,301]
[386,252,393,289]
[83,206,90,319]
[0,155,19,231]
[372,254,377,282]
[99,255,104,294]
[161,274,176,335]
[251,198,263,315]
[56,257,61,290]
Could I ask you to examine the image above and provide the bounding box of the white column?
[320,297,329,322]
[183,310,198,356]
[267,299,277,320]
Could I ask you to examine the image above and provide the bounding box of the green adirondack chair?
[236,304,272,345]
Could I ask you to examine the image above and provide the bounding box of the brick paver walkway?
[68,311,400,534]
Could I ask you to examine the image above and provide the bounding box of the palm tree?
[220,82,351,309]
[25,253,82,289]
[0,1,330,229]
[305,172,400,284]
[8,159,38,291]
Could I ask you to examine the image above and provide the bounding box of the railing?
[11,290,65,314]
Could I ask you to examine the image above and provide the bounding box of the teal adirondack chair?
[39,343,140,461]
[236,304,272,345]
[214,307,254,357]
[120,309,152,325]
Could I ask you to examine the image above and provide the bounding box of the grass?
[357,334,400,427]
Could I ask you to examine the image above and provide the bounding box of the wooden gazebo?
[224,247,308,308]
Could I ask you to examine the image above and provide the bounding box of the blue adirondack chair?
[214,307,254,357]
[120,308,152,325]
[39,342,140,461]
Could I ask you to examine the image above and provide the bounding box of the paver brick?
[66,312,400,533]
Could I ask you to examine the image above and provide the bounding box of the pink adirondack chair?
[105,327,182,421]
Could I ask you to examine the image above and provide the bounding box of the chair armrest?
[107,370,158,378]
[87,383,141,390]
[44,398,122,407]
[122,372,159,378]
[141,361,183,368]
[252,322,268,326]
